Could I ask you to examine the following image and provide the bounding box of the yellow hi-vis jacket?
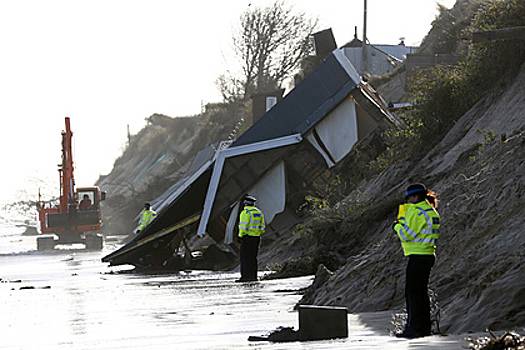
[138,209,157,230]
[238,205,265,238]
[394,200,440,256]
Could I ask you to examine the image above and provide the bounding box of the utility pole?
[362,0,368,74]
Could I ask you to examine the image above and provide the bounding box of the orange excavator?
[36,117,106,250]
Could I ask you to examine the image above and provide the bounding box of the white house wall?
[223,161,286,244]
[307,97,359,167]
[247,161,286,226]
[224,202,240,244]
[343,46,399,76]
[374,44,417,60]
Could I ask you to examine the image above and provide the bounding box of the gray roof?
[373,44,417,60]
[234,53,359,146]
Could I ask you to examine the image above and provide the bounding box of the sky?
[0,0,455,202]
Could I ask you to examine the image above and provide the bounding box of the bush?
[376,0,525,169]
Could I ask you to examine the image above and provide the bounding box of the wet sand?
[1,242,468,349]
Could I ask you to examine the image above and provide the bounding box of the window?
[77,190,96,210]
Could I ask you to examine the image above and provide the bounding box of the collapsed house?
[102,45,402,270]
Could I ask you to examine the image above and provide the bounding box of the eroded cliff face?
[291,64,525,333]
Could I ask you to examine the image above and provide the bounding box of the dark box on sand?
[298,305,348,341]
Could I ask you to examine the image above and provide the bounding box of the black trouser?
[405,254,435,335]
[240,236,260,280]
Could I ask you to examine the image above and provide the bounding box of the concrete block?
[37,234,58,251]
[85,233,104,250]
[298,305,348,341]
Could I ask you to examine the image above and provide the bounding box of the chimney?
[250,89,285,124]
[313,28,337,59]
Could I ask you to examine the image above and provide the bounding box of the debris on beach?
[248,327,300,342]
[467,331,525,350]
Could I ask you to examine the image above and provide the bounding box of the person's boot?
[395,329,422,339]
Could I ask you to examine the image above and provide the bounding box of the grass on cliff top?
[372,0,525,171]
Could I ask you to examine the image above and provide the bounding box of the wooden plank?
[473,26,525,43]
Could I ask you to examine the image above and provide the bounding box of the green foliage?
[409,64,474,146]
[419,0,483,55]
[430,2,475,54]
[465,0,525,85]
[478,128,497,145]
[304,195,329,210]
[368,117,423,172]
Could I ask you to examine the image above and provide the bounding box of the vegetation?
[374,0,525,170]
[420,0,483,55]
[467,331,525,350]
[218,1,317,102]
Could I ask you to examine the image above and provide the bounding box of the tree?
[218,1,318,102]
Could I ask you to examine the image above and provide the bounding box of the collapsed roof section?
[234,51,360,146]
[102,49,401,269]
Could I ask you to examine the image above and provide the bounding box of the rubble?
[248,327,300,342]
[262,256,317,280]
[467,331,525,350]
[191,244,237,271]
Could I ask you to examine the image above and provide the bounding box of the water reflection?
[66,286,87,336]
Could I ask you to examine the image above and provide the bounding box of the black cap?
[404,183,427,199]
[144,202,151,208]
[243,194,256,204]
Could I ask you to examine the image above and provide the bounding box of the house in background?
[341,27,417,76]
[102,30,402,270]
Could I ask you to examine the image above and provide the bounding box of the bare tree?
[219,1,318,102]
